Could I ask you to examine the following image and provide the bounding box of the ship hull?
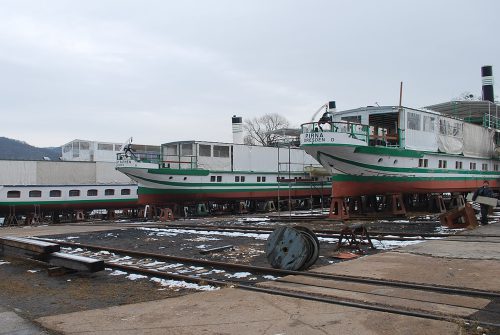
[118,166,330,205]
[301,133,500,197]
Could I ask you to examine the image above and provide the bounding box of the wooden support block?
[45,252,105,273]
[0,236,60,254]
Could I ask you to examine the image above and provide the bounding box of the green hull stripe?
[319,152,500,176]
[149,168,210,176]
[332,175,493,182]
[353,146,423,158]
[128,173,328,188]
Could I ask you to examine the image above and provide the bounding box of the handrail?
[301,121,401,148]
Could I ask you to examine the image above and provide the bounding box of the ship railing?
[483,114,500,130]
[116,152,160,164]
[301,121,402,147]
[160,155,198,169]
[301,121,370,143]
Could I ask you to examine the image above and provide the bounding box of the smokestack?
[232,115,244,144]
[328,101,336,113]
[481,65,494,103]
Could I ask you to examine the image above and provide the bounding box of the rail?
[117,152,199,170]
[301,121,401,147]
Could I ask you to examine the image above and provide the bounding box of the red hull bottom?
[332,179,498,198]
[138,189,331,205]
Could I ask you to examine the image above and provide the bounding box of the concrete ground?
[2,222,500,334]
[0,306,49,335]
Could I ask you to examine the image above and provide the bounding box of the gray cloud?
[0,0,498,146]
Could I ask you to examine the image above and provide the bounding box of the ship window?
[495,164,499,172]
[105,189,115,196]
[423,115,435,132]
[165,144,177,155]
[262,176,266,182]
[63,145,72,153]
[7,191,21,198]
[482,163,488,171]
[241,176,245,182]
[341,115,361,123]
[199,144,211,157]
[455,161,463,169]
[217,176,222,182]
[69,190,80,197]
[181,143,193,156]
[50,190,62,197]
[210,176,216,182]
[470,162,477,170]
[79,141,90,150]
[257,176,261,182]
[98,143,114,151]
[235,176,240,182]
[29,190,42,198]
[121,189,131,195]
[87,189,98,196]
[418,158,428,168]
[438,160,447,169]
[213,145,230,158]
[407,112,421,130]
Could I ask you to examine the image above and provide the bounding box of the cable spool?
[265,226,320,271]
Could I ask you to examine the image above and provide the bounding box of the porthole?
[378,158,383,163]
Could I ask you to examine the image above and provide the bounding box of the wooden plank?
[199,245,233,255]
[45,252,105,273]
[0,236,60,254]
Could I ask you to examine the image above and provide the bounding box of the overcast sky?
[1,0,499,147]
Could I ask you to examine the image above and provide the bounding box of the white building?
[61,139,160,162]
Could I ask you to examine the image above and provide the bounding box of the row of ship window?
[6,188,133,199]
[209,176,322,183]
[418,159,498,171]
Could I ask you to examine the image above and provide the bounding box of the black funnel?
[481,65,494,103]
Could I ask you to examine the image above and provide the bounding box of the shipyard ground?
[0,216,499,335]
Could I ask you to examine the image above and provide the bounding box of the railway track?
[35,238,500,329]
[65,221,488,241]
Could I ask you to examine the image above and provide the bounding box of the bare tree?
[243,113,291,146]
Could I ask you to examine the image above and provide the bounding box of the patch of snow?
[96,250,111,255]
[157,263,183,270]
[196,244,209,249]
[238,217,270,222]
[189,266,205,271]
[225,272,251,279]
[109,270,128,276]
[27,269,40,273]
[142,261,166,267]
[262,275,278,280]
[150,277,218,291]
[65,236,80,240]
[127,274,148,280]
[138,227,270,240]
[185,236,221,242]
[372,239,424,250]
[0,261,10,265]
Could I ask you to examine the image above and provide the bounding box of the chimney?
[232,115,244,144]
[481,65,494,103]
[328,101,336,113]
